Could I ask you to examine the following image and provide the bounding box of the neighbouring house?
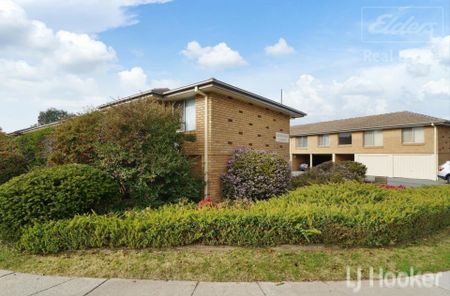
[12,78,305,200]
[290,111,450,181]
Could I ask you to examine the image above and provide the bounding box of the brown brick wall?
[209,93,290,159]
[181,92,291,201]
[182,95,205,156]
[438,126,450,164]
[207,93,290,200]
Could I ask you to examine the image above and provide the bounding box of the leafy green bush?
[221,147,291,200]
[18,182,450,254]
[48,111,103,165]
[0,164,119,240]
[48,102,202,207]
[0,133,22,185]
[291,161,366,188]
[0,129,8,146]
[95,99,202,206]
[0,151,28,185]
[14,128,53,168]
[0,128,52,183]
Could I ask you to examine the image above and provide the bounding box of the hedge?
[14,128,53,168]
[19,182,450,254]
[0,151,28,185]
[291,161,367,188]
[0,164,119,240]
[48,102,203,206]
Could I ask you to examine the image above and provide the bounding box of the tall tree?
[37,108,73,125]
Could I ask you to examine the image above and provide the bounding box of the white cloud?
[0,1,176,132]
[123,0,172,5]
[0,59,37,80]
[54,31,116,73]
[0,1,53,50]
[117,68,183,93]
[148,79,182,89]
[286,35,450,123]
[0,1,117,73]
[118,66,148,90]
[399,36,450,77]
[284,74,334,119]
[430,35,450,64]
[265,38,295,56]
[338,75,384,95]
[181,41,247,69]
[0,1,116,73]
[14,0,172,33]
[421,79,450,98]
[399,48,435,65]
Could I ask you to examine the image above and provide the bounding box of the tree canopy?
[38,108,73,125]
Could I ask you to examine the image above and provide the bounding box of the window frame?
[175,97,196,132]
[338,132,352,145]
[318,134,330,147]
[402,127,424,144]
[296,136,308,148]
[363,130,383,147]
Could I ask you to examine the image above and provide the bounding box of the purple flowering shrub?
[221,147,291,200]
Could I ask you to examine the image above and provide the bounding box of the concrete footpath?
[0,269,448,296]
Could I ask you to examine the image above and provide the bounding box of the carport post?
[332,153,336,162]
[310,154,313,167]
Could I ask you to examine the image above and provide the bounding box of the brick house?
[99,78,306,200]
[290,111,450,181]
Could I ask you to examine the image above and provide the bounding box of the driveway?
[0,270,448,296]
[386,177,446,187]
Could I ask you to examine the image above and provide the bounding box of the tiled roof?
[290,111,450,136]
[98,78,306,118]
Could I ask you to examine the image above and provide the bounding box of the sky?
[1,0,449,132]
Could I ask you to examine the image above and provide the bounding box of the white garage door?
[355,154,436,180]
[355,154,393,177]
[392,155,436,180]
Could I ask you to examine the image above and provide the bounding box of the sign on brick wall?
[275,132,289,143]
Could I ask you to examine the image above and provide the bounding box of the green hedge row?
[0,164,119,240]
[19,182,450,254]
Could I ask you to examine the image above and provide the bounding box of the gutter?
[162,78,306,118]
[194,86,209,198]
[8,120,63,136]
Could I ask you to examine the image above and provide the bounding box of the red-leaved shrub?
[198,196,213,209]
[378,184,406,190]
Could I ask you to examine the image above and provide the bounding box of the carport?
[312,154,332,166]
[335,154,354,162]
[292,154,310,171]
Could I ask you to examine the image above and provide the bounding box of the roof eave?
[163,78,306,118]
[98,91,159,110]
[8,120,61,136]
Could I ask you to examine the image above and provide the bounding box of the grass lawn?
[0,228,448,282]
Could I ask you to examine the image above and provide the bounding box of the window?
[176,98,196,131]
[402,127,424,144]
[338,132,352,145]
[296,136,308,148]
[318,134,330,147]
[364,130,383,147]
